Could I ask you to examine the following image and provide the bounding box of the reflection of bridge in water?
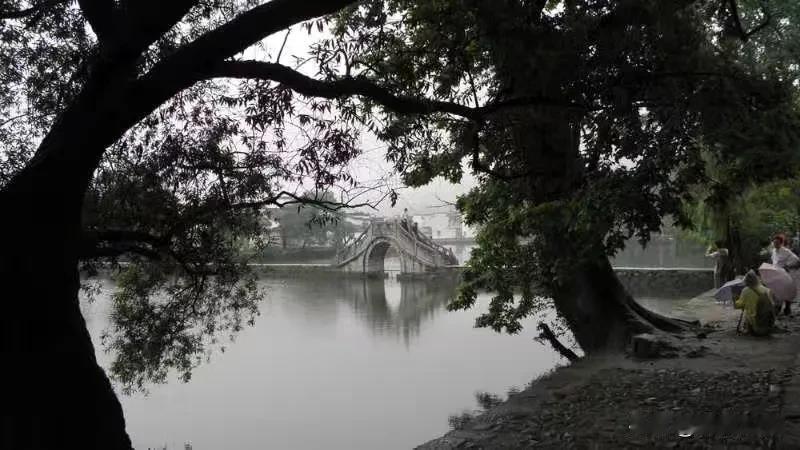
[335,218,458,277]
[276,277,460,345]
[345,278,458,343]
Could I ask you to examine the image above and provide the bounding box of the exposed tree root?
[536,322,580,361]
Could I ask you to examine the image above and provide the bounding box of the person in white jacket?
[771,233,800,315]
[772,234,800,269]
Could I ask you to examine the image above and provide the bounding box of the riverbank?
[418,292,800,449]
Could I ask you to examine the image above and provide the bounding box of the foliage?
[270,193,361,249]
[3,0,800,393]
[685,178,800,270]
[676,0,800,272]
[323,0,800,333]
[0,0,383,391]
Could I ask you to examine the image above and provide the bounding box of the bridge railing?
[336,225,370,263]
[395,218,457,265]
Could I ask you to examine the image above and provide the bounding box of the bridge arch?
[364,237,407,275]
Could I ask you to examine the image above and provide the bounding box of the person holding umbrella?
[735,270,776,336]
[772,233,800,269]
[770,233,800,315]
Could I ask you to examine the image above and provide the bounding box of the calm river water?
[80,275,566,450]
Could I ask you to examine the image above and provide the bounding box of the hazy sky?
[254,22,477,217]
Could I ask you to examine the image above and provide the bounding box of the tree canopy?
[1,0,386,393]
[321,0,800,341]
[3,1,800,447]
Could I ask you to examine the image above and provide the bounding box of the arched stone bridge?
[335,218,459,276]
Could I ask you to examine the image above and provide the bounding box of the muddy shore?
[418,293,800,449]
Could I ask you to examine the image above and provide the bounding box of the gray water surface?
[81,276,564,450]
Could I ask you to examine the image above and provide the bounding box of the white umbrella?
[758,263,796,303]
[714,278,745,303]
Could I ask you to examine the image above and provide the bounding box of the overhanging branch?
[231,190,389,212]
[0,0,66,20]
[121,0,360,146]
[79,229,169,260]
[210,61,481,118]
[206,60,586,121]
[77,0,115,41]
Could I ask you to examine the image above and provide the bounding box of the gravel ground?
[442,369,787,449]
[418,311,800,450]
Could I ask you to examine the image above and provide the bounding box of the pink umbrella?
[758,263,797,303]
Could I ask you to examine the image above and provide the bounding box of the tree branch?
[79,229,167,260]
[205,60,586,121]
[80,243,162,260]
[173,0,355,67]
[132,0,357,101]
[276,27,292,64]
[211,60,480,117]
[0,0,66,20]
[536,322,579,362]
[116,0,359,153]
[231,190,388,212]
[121,0,198,50]
[727,0,771,42]
[89,229,169,247]
[77,0,115,41]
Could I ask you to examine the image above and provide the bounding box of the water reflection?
[266,277,458,347]
[81,275,560,450]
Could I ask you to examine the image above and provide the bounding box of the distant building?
[410,206,474,240]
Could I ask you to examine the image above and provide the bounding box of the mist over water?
[81,276,563,450]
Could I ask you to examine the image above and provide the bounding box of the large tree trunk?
[725,217,743,278]
[552,257,690,353]
[0,155,131,447]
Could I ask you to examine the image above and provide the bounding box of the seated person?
[735,270,776,336]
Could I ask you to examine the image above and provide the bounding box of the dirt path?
[417,294,800,449]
